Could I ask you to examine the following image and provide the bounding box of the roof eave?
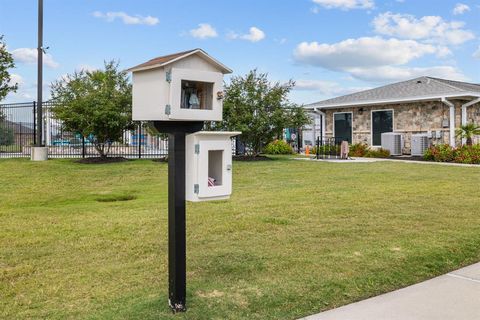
[304,92,480,110]
[128,49,233,74]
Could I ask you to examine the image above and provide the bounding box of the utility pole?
[36,0,43,147]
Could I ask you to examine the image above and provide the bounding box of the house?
[304,77,480,154]
[1,120,34,147]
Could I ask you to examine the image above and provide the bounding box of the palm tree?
[456,123,480,146]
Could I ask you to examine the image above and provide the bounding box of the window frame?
[370,109,394,147]
[332,111,353,144]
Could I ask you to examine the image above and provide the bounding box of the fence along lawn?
[1,157,480,319]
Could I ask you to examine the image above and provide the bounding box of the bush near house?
[349,143,369,157]
[424,144,480,164]
[264,139,294,155]
[365,148,391,158]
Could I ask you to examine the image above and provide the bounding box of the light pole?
[36,0,43,147]
[32,0,47,161]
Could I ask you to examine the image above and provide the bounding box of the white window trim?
[333,111,353,143]
[370,109,395,147]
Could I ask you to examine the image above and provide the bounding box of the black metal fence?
[313,137,343,159]
[0,101,168,159]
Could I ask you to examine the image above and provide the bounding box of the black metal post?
[138,124,142,159]
[316,136,320,160]
[33,101,37,146]
[167,132,187,312]
[82,136,86,158]
[36,0,43,147]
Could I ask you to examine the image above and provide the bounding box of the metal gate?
[0,101,168,159]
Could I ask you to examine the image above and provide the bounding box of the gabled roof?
[128,48,232,74]
[306,77,480,109]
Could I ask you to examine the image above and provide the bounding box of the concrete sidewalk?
[301,263,480,320]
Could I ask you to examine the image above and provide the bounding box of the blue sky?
[1,0,479,104]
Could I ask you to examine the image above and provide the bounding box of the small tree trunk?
[467,137,473,146]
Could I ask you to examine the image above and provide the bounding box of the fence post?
[33,101,37,146]
[82,136,86,158]
[138,124,142,159]
[316,136,320,160]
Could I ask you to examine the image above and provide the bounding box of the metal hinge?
[194,144,200,154]
[165,70,172,83]
[194,184,199,194]
[165,104,171,115]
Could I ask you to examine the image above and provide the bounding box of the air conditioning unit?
[411,134,430,156]
[381,132,402,156]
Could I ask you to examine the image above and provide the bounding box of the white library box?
[185,131,241,202]
[129,49,232,122]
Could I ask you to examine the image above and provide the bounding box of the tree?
[0,35,18,102]
[456,123,480,146]
[50,61,134,158]
[0,123,14,146]
[220,70,311,156]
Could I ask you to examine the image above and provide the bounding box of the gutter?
[441,98,456,148]
[312,107,326,139]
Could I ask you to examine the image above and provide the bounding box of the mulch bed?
[152,157,168,163]
[388,155,426,161]
[75,157,129,164]
[233,155,272,161]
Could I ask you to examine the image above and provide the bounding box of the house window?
[334,112,352,144]
[372,110,393,146]
[181,80,213,110]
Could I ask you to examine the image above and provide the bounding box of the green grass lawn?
[1,157,480,319]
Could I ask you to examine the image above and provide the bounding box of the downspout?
[460,98,480,144]
[441,98,456,148]
[461,97,480,124]
[313,107,326,140]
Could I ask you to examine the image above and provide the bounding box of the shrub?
[349,143,369,157]
[264,140,294,155]
[423,144,455,162]
[453,145,480,164]
[424,144,480,164]
[365,148,391,158]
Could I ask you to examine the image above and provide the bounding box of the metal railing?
[314,137,343,159]
[0,101,168,159]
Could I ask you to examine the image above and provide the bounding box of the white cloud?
[92,11,159,26]
[453,3,470,15]
[9,74,24,87]
[312,0,375,10]
[295,79,371,96]
[373,12,475,45]
[346,65,467,82]
[294,37,441,70]
[11,48,59,68]
[229,27,266,42]
[473,46,480,59]
[293,37,466,82]
[189,23,218,39]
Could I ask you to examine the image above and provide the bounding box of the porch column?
[441,98,456,148]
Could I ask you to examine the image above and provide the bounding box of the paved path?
[301,263,480,320]
[295,157,480,167]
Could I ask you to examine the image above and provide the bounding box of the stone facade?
[322,100,480,154]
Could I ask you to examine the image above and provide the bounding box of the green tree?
[50,61,134,158]
[0,35,18,102]
[456,123,480,146]
[0,123,14,146]
[220,69,311,156]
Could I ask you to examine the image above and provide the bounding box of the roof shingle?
[307,77,480,109]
